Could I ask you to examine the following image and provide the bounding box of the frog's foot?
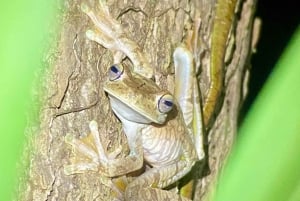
[64,120,124,199]
[64,120,122,175]
[81,1,153,78]
[64,132,100,175]
[81,3,121,51]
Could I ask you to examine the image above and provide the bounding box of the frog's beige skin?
[81,1,153,79]
[65,63,203,200]
[64,1,205,200]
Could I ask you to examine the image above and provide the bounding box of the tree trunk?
[16,0,257,200]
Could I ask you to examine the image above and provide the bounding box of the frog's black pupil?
[111,65,119,74]
[164,100,173,107]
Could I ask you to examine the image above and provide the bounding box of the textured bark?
[16,0,257,200]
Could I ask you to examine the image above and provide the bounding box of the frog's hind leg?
[125,161,194,201]
[173,46,204,160]
[173,46,205,199]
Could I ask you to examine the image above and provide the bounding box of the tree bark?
[16,0,257,200]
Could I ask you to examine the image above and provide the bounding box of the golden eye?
[108,64,124,81]
[158,94,174,113]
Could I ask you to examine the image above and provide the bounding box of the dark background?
[241,0,299,117]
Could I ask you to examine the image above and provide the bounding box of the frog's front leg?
[64,120,144,200]
[64,120,144,177]
[81,1,153,78]
[125,159,194,201]
[64,121,105,175]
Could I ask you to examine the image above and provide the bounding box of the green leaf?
[213,26,300,201]
[0,1,58,200]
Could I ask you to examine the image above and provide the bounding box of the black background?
[241,0,299,118]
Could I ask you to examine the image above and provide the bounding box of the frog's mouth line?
[105,92,167,125]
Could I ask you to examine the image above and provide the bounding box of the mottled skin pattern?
[64,61,200,200]
[62,0,242,200]
[65,1,204,200]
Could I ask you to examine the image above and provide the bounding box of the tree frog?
[65,62,203,200]
[64,1,205,200]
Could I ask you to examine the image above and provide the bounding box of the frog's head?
[103,64,174,124]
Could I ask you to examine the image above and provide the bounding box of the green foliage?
[212,26,300,201]
[0,1,57,200]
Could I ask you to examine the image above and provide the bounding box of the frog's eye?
[108,64,124,81]
[158,94,174,113]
